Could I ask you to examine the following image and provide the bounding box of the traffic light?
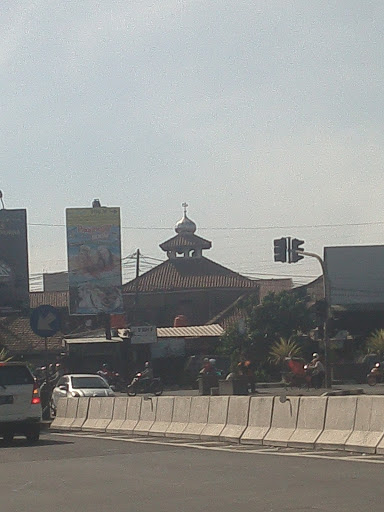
[273,237,287,263]
[291,238,304,263]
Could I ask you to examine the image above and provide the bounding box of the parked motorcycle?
[126,372,164,396]
[367,363,383,386]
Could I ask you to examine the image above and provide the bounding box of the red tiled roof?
[0,316,63,354]
[30,291,69,309]
[159,233,211,251]
[123,257,259,293]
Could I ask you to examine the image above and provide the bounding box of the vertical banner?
[0,209,29,312]
[66,207,123,315]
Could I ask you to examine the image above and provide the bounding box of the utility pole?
[299,249,332,388]
[134,249,140,323]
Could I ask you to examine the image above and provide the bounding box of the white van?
[0,362,42,443]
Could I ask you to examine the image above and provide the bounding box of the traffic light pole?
[299,250,332,388]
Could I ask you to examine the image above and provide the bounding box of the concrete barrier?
[347,396,384,454]
[200,396,229,440]
[316,396,357,450]
[59,398,79,430]
[119,397,142,434]
[92,398,115,431]
[69,397,90,431]
[288,396,327,449]
[240,396,273,445]
[106,397,129,433]
[149,397,174,436]
[181,397,210,439]
[165,397,192,437]
[82,397,103,431]
[134,397,157,436]
[50,398,68,430]
[219,396,250,442]
[263,396,299,447]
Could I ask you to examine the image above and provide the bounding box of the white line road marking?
[51,432,384,465]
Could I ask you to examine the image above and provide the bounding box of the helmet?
[312,353,319,359]
[203,358,209,363]
[209,358,216,366]
[102,363,108,369]
[145,361,150,368]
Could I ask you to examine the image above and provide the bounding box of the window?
[0,366,34,386]
[71,376,109,389]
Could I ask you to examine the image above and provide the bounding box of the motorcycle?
[367,363,383,386]
[126,372,164,397]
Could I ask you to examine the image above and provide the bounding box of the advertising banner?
[130,325,157,344]
[66,207,123,315]
[0,209,29,312]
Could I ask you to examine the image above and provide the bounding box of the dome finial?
[175,202,196,234]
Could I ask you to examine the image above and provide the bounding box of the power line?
[26,220,384,232]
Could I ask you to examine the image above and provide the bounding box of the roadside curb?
[321,389,365,397]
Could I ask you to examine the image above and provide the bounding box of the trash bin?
[219,378,249,395]
[198,374,219,395]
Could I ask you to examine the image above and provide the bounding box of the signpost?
[30,305,61,418]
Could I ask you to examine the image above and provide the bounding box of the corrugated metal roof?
[64,337,122,344]
[157,324,224,338]
[123,257,259,293]
[30,291,69,308]
[159,233,211,250]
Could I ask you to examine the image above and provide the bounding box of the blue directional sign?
[30,305,61,338]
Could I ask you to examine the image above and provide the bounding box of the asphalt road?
[1,432,384,512]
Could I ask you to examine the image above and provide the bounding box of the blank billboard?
[325,245,384,307]
[0,209,29,312]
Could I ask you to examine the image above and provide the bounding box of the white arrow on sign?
[37,312,57,332]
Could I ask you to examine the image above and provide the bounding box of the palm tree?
[366,329,384,360]
[269,337,303,366]
[0,348,12,363]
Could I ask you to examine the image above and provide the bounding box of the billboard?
[0,209,29,312]
[130,325,157,344]
[325,245,384,308]
[66,207,123,315]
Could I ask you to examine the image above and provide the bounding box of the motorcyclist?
[97,363,112,383]
[141,361,154,380]
[308,353,325,388]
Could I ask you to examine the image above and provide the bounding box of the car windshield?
[71,376,109,389]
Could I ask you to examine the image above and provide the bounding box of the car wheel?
[25,425,40,444]
[3,432,14,444]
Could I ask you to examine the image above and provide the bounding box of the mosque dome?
[175,203,196,234]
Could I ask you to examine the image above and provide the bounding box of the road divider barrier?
[106,397,129,433]
[50,398,68,430]
[119,396,141,434]
[241,396,273,445]
[200,396,229,440]
[165,396,192,437]
[181,396,210,439]
[316,395,357,450]
[288,396,327,449]
[134,397,157,435]
[52,393,384,455]
[263,396,300,447]
[149,396,174,436]
[347,396,384,454]
[219,396,250,442]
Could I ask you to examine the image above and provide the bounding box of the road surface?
[1,431,384,512]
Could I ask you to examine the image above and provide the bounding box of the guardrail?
[50,394,384,454]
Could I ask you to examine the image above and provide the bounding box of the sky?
[1,0,384,290]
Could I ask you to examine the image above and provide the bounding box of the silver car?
[51,374,115,414]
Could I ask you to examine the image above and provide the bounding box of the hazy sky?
[2,0,384,289]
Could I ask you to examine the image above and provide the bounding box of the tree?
[219,290,314,368]
[366,329,384,359]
